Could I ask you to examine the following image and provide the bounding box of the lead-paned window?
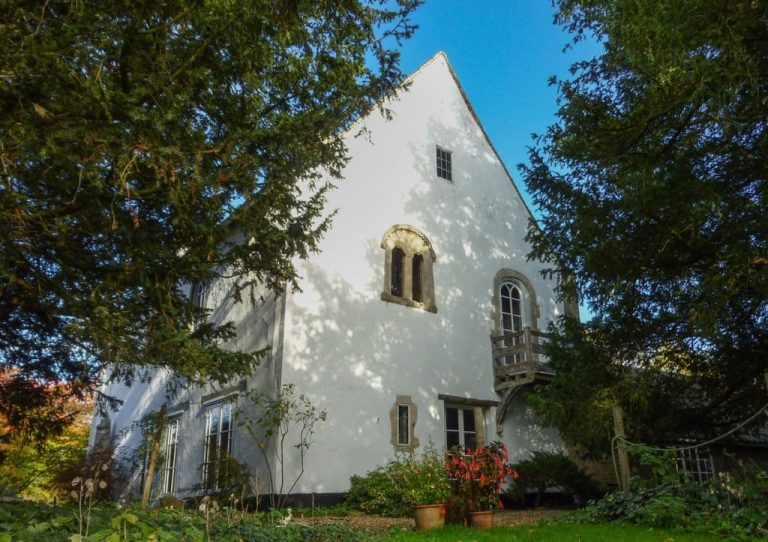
[436,147,452,181]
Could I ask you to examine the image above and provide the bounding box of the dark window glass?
[446,407,459,430]
[464,432,478,451]
[193,281,208,308]
[391,248,404,297]
[445,405,479,451]
[397,405,409,445]
[412,254,423,302]
[463,409,476,432]
[436,147,452,181]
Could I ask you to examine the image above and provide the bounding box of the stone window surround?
[390,394,419,452]
[380,224,437,313]
[491,269,540,333]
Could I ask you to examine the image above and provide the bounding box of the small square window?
[436,147,452,181]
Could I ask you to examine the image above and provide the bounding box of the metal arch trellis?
[610,400,768,489]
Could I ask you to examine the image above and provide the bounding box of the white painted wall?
[90,277,282,501]
[92,52,565,500]
[280,52,564,493]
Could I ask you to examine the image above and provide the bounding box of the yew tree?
[522,0,768,453]
[0,0,420,439]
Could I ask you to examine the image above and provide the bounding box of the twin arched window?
[381,225,436,313]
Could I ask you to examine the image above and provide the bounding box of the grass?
[1,501,762,542]
[377,523,747,542]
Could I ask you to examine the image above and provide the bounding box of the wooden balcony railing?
[490,328,554,392]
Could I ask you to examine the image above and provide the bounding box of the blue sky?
[395,0,600,216]
[392,1,602,320]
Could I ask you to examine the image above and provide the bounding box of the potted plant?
[393,447,451,530]
[445,441,517,529]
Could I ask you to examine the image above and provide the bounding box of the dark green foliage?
[0,0,420,439]
[345,461,413,517]
[572,448,768,536]
[508,451,601,506]
[521,0,768,454]
[0,501,367,542]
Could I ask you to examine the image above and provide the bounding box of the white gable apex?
[341,51,535,226]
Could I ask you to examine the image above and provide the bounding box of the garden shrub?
[345,462,412,517]
[508,450,601,506]
[571,448,768,538]
[0,501,367,542]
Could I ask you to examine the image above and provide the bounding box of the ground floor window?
[445,405,477,450]
[675,447,715,483]
[162,418,180,493]
[398,404,410,446]
[203,402,233,490]
[390,395,419,452]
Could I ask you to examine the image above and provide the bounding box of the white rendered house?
[90,52,575,503]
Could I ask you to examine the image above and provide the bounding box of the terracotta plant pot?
[413,504,445,530]
[468,510,493,529]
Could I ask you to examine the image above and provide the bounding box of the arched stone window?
[192,281,209,308]
[492,269,539,334]
[499,282,523,334]
[412,254,423,302]
[391,248,405,297]
[380,225,436,313]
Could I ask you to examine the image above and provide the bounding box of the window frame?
[492,269,540,336]
[202,400,235,491]
[192,281,209,309]
[397,404,410,446]
[499,282,524,334]
[444,404,479,451]
[436,146,453,181]
[675,447,715,484]
[390,394,419,452]
[162,417,180,493]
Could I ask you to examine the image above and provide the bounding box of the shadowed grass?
[375,523,754,542]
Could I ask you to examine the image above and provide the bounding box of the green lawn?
[1,502,759,541]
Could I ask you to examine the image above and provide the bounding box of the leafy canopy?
[0,0,420,438]
[522,0,768,453]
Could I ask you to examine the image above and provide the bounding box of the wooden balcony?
[491,328,554,393]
